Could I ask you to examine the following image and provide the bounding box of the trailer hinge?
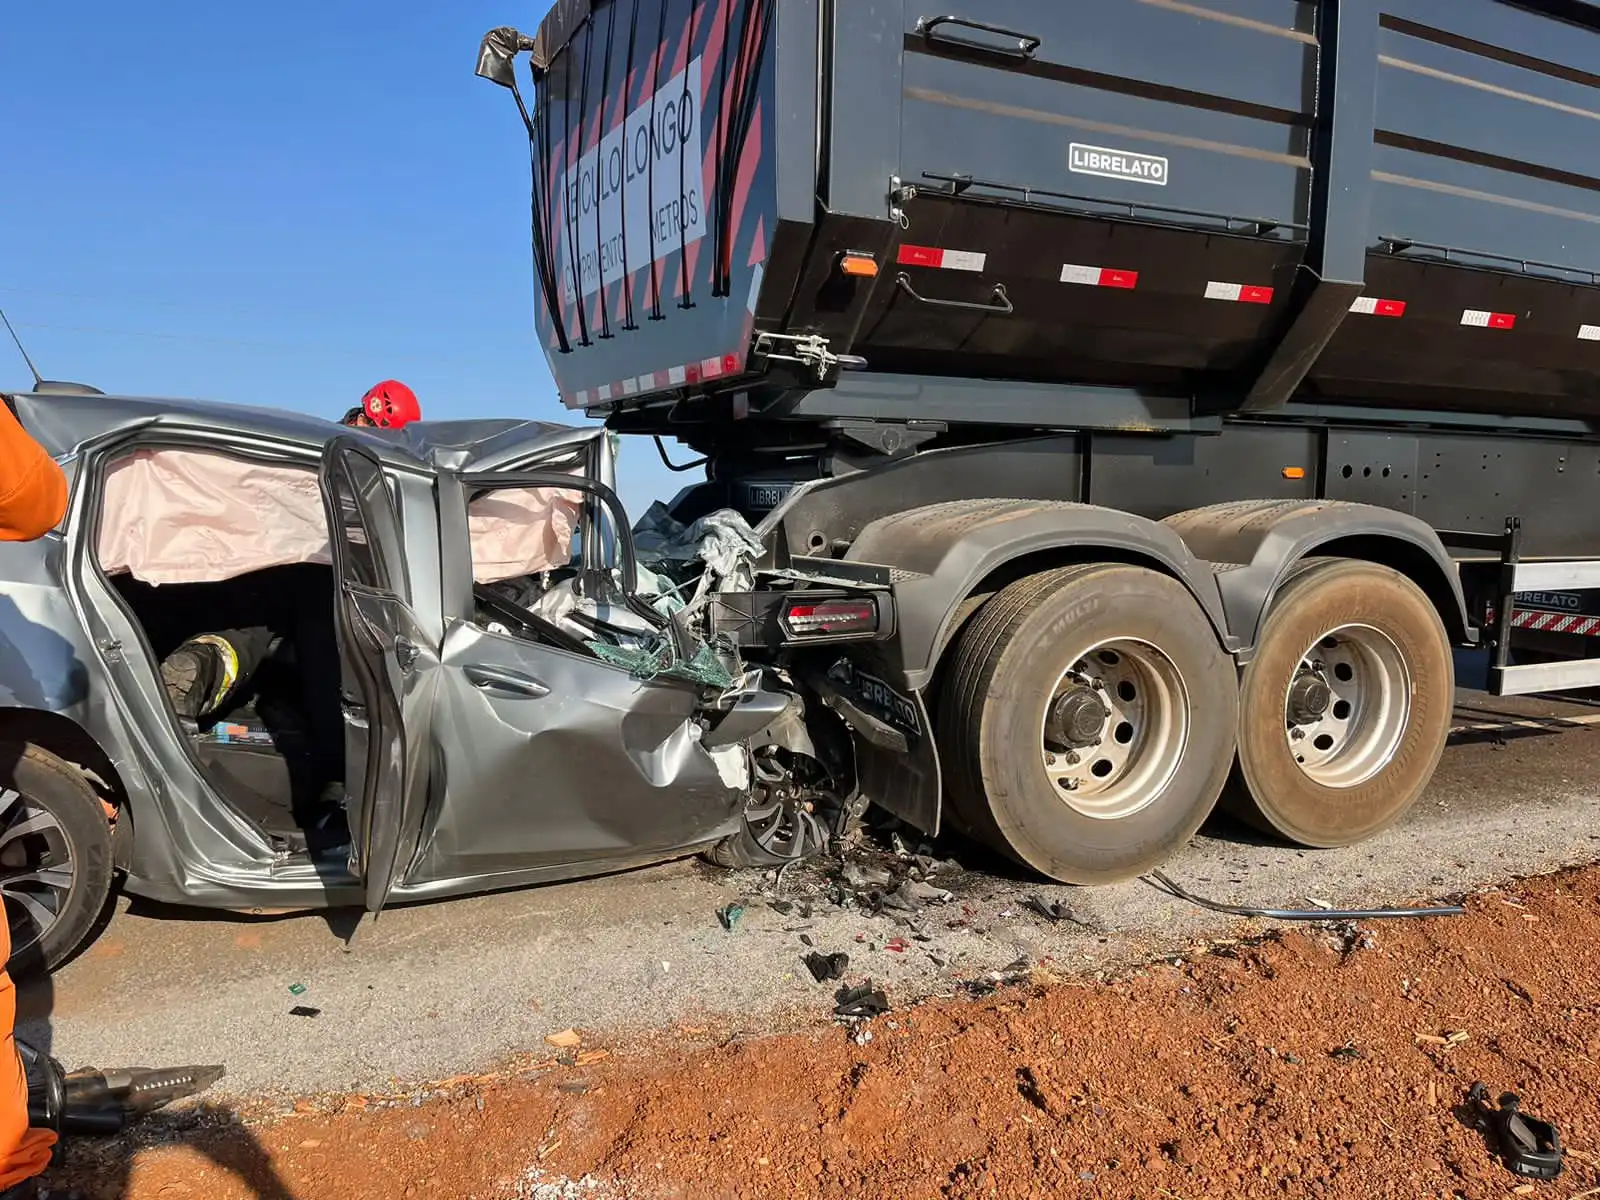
[752,332,868,380]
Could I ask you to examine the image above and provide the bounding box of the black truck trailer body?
[483,0,1600,420]
[479,0,1600,886]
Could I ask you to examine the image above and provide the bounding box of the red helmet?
[359,380,421,428]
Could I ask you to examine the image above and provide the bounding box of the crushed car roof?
[6,389,602,470]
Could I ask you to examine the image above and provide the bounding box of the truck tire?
[0,743,115,976]
[1231,559,1452,847]
[938,564,1238,883]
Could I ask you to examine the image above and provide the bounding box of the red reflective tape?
[1061,264,1139,289]
[898,244,944,268]
[1512,610,1600,635]
[896,245,986,272]
[1350,297,1407,317]
[1205,281,1274,304]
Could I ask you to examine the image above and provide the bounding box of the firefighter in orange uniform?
[0,396,67,1197]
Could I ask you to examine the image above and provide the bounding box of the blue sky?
[1,0,686,516]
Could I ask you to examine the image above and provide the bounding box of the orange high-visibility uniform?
[0,397,66,1188]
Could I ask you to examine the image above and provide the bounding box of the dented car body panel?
[0,390,765,921]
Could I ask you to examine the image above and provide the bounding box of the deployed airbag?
[99,450,330,585]
[99,448,587,587]
[467,485,583,583]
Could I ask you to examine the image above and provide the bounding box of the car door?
[413,469,740,882]
[319,437,437,913]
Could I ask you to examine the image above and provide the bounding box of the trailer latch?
[752,332,868,380]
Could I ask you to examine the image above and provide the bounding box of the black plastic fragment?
[834,982,889,1019]
[1024,895,1091,926]
[1469,1082,1563,1180]
[804,951,850,983]
[289,1005,322,1019]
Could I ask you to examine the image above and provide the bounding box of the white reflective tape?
[571,390,589,407]
[1061,264,1103,286]
[636,374,655,392]
[1205,281,1243,301]
[1461,309,1491,327]
[667,364,687,386]
[1350,296,1378,314]
[1581,324,1600,341]
[701,356,724,378]
[622,377,639,395]
[939,250,987,272]
[747,263,765,314]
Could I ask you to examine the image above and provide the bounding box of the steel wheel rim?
[745,758,828,862]
[1039,638,1191,821]
[1283,623,1411,788]
[0,787,74,960]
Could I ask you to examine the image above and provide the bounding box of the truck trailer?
[477,0,1600,883]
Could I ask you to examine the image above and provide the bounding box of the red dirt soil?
[60,866,1600,1200]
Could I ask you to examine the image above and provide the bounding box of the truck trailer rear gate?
[480,0,1600,883]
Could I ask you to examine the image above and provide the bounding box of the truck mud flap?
[808,655,941,837]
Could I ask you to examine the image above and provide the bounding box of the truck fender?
[844,499,1234,692]
[1161,499,1473,660]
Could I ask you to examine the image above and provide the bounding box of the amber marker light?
[840,252,879,278]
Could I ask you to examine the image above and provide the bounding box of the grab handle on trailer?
[895,272,1014,316]
[915,15,1042,59]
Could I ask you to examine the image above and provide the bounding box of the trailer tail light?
[840,252,880,279]
[782,597,880,638]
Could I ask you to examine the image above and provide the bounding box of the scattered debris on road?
[65,865,1600,1200]
[717,903,745,931]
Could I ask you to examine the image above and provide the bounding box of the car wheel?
[938,563,1239,883]
[0,744,115,975]
[705,765,832,869]
[1229,559,1453,847]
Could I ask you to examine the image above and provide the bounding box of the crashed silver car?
[0,388,888,971]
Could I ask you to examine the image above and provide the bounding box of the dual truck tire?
[937,559,1453,881]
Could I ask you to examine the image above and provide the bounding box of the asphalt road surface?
[27,680,1600,1100]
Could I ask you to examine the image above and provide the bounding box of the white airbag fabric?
[467,486,583,584]
[98,449,585,587]
[99,450,331,584]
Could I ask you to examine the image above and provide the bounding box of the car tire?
[938,564,1238,883]
[1229,558,1453,847]
[0,743,115,976]
[705,788,830,869]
